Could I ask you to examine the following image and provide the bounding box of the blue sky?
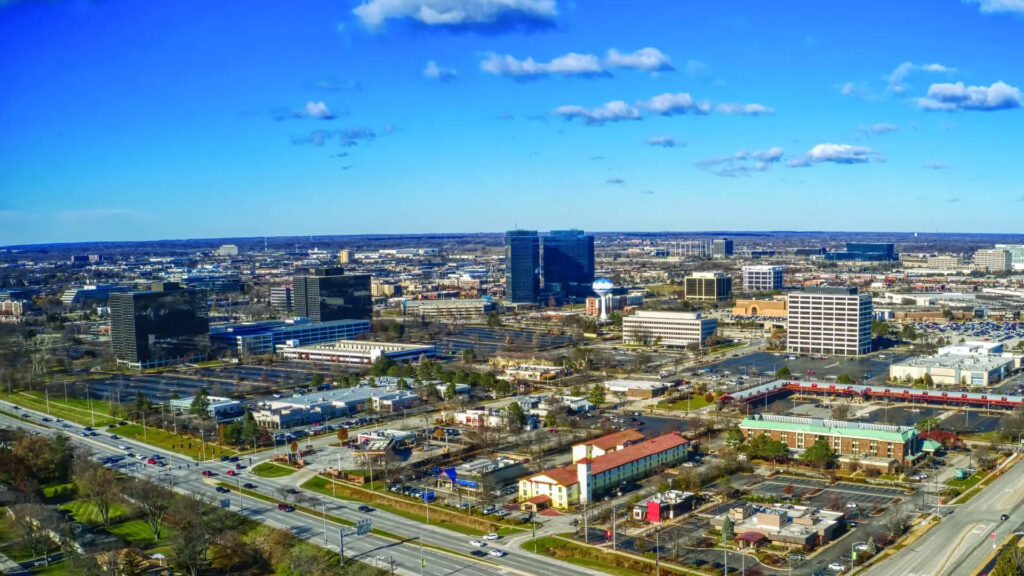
[1,0,1023,244]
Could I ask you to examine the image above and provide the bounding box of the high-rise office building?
[683,272,733,301]
[742,265,785,291]
[338,249,354,264]
[542,229,595,298]
[973,249,1011,273]
[293,268,372,322]
[110,283,210,369]
[994,244,1024,271]
[712,238,733,258]
[505,230,540,303]
[787,287,872,356]
[270,285,293,312]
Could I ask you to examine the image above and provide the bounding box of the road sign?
[219,498,230,508]
[357,518,373,535]
[992,532,997,540]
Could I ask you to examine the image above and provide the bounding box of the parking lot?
[752,478,905,510]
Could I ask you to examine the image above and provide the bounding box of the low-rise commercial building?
[601,378,670,399]
[732,298,788,318]
[740,414,919,468]
[169,395,244,421]
[517,432,689,510]
[889,354,1014,386]
[278,339,436,365]
[622,310,717,348]
[436,457,529,494]
[210,318,370,356]
[711,504,844,549]
[633,490,695,523]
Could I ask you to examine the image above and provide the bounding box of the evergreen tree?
[505,402,527,433]
[721,515,735,542]
[189,387,210,419]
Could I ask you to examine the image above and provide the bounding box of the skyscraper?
[293,268,372,322]
[505,229,540,303]
[712,238,733,258]
[110,283,210,369]
[542,229,595,298]
[787,287,872,356]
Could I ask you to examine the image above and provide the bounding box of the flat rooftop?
[892,354,1013,371]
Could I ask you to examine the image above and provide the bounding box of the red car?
[278,503,294,512]
[226,469,237,476]
[201,470,213,477]
[146,458,157,465]
[807,370,816,375]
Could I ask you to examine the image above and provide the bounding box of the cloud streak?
[787,143,883,167]
[716,102,774,115]
[640,92,712,116]
[353,0,557,30]
[605,47,673,72]
[423,60,457,81]
[696,147,784,177]
[553,101,640,125]
[646,136,680,148]
[888,61,956,94]
[480,52,606,78]
[858,122,900,135]
[964,0,1024,14]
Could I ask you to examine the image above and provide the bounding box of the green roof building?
[740,414,920,465]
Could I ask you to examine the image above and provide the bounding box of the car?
[107,423,117,429]
[488,549,506,557]
[215,486,230,493]
[110,434,119,439]
[234,463,245,469]
[846,502,858,508]
[1002,513,1010,521]
[119,444,130,450]
[848,521,858,527]
[61,423,71,429]
[483,533,500,540]
[41,417,51,422]
[202,470,213,476]
[147,458,158,465]
[788,554,806,561]
[483,506,496,515]
[854,542,869,551]
[277,503,295,512]
[357,505,374,513]
[83,426,92,431]
[21,413,30,418]
[220,455,230,462]
[828,563,847,572]
[470,550,486,557]
[286,488,299,495]
[469,540,485,547]
[229,456,239,462]
[226,469,237,476]
[243,483,256,489]
[10,405,18,410]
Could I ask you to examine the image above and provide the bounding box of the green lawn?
[947,472,983,489]
[10,389,124,427]
[657,394,716,411]
[106,517,176,550]
[251,462,297,478]
[59,499,130,526]
[111,423,237,460]
[40,482,76,502]
[523,536,687,576]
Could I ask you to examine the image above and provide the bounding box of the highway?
[0,403,604,576]
[860,454,1024,576]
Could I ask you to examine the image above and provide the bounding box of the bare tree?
[127,478,174,539]
[74,460,121,526]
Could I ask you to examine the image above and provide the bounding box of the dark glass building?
[542,229,595,298]
[824,242,897,262]
[505,230,540,303]
[110,284,210,369]
[712,238,733,258]
[293,268,372,322]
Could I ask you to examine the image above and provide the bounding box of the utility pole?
[612,505,616,551]
[322,502,328,546]
[655,527,660,576]
[45,387,50,414]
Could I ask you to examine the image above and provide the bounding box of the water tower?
[592,278,614,322]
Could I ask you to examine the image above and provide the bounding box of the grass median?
[523,535,691,576]
[252,461,298,478]
[112,423,237,460]
[9,390,124,427]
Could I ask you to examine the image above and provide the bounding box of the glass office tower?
[110,285,210,368]
[542,229,595,298]
[293,270,372,322]
[505,230,540,303]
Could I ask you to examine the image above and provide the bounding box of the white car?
[845,502,858,508]
[469,540,485,547]
[828,563,846,572]
[854,542,869,551]
[119,444,129,450]
[488,549,506,557]
[483,533,500,541]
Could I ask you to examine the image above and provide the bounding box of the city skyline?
[2,0,1024,245]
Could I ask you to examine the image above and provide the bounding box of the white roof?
[603,379,668,391]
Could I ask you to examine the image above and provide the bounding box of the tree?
[505,402,527,433]
[588,385,606,407]
[310,373,324,388]
[830,403,852,421]
[872,320,890,338]
[75,460,120,525]
[836,373,854,384]
[748,434,789,463]
[486,312,503,328]
[336,427,348,442]
[721,515,735,543]
[370,354,395,377]
[443,381,457,402]
[799,440,835,471]
[461,348,477,364]
[725,428,744,446]
[917,416,942,432]
[923,373,934,388]
[128,479,174,540]
[190,387,211,419]
[212,529,250,576]
[775,365,792,379]
[240,410,259,447]
[992,541,1024,576]
[866,535,878,555]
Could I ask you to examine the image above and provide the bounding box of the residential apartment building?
[622,310,717,348]
[973,249,1012,273]
[740,413,919,465]
[683,271,732,301]
[742,265,785,291]
[787,287,872,356]
[518,433,689,510]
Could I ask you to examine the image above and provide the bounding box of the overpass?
[722,379,1024,410]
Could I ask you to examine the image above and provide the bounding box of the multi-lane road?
[0,402,604,576]
[861,454,1024,576]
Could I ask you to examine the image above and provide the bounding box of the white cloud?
[423,60,457,81]
[918,81,1022,111]
[888,61,956,94]
[305,101,336,120]
[787,143,882,167]
[716,102,774,116]
[696,147,783,176]
[964,0,1024,13]
[553,100,640,125]
[353,0,557,29]
[646,136,680,148]
[605,47,674,72]
[836,81,876,101]
[640,92,711,116]
[858,122,900,135]
[480,52,604,78]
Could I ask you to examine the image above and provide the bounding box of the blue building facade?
[505,230,540,303]
[542,229,595,299]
